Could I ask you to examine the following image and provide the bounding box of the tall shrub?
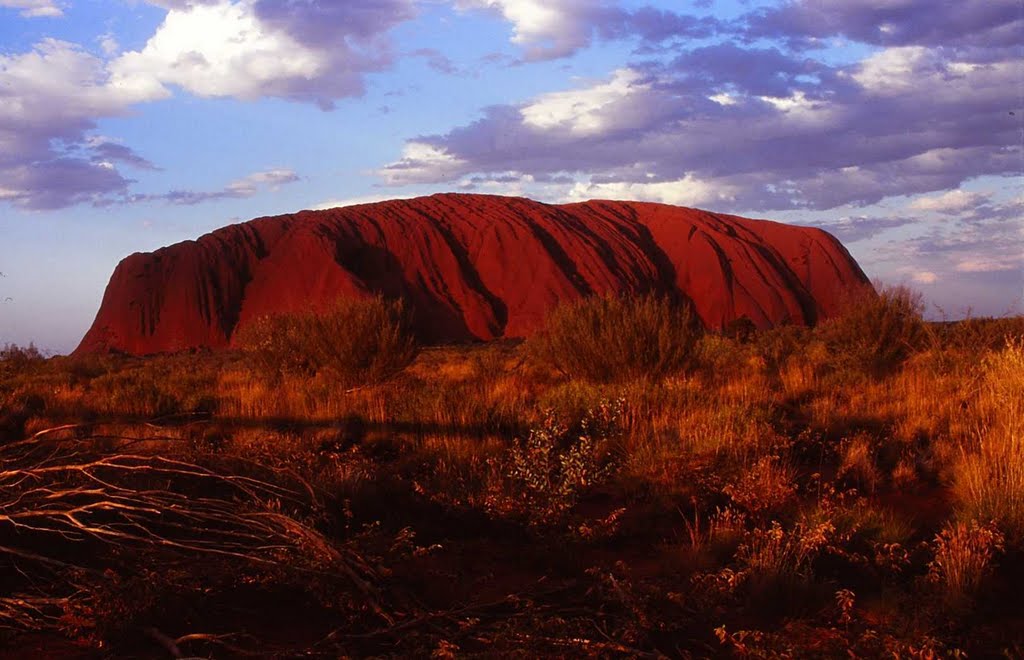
[528,294,703,382]
[818,284,927,376]
[236,296,418,388]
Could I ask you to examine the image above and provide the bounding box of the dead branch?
[0,435,388,637]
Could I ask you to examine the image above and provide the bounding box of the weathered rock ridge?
[76,193,871,355]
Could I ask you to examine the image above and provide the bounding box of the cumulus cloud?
[456,0,719,61]
[0,0,63,18]
[379,15,1020,212]
[456,0,612,60]
[111,0,413,108]
[567,175,739,208]
[381,142,469,185]
[0,39,164,209]
[520,68,649,135]
[1,1,417,210]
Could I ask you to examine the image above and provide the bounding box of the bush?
[753,324,811,380]
[236,296,418,388]
[933,315,1024,354]
[818,284,927,376]
[0,342,45,379]
[528,294,703,382]
[489,402,622,522]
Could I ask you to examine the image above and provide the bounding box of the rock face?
[76,193,871,355]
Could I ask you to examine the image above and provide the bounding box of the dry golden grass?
[2,302,1024,657]
[953,338,1024,540]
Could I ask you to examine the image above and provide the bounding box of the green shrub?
[236,296,418,388]
[818,285,927,376]
[528,294,703,382]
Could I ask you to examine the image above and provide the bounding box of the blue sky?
[0,0,1021,353]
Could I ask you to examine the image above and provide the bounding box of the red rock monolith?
[76,193,871,354]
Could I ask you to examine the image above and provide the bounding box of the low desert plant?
[490,404,621,521]
[928,520,1004,609]
[723,455,798,518]
[236,296,418,388]
[838,433,881,493]
[528,293,703,382]
[734,519,834,595]
[819,284,927,376]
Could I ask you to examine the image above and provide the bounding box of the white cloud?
[110,0,413,108]
[0,39,164,208]
[568,175,738,208]
[379,142,468,185]
[1,1,415,209]
[98,33,120,56]
[850,46,933,93]
[1,39,158,126]
[312,192,418,210]
[757,90,833,125]
[386,28,1019,212]
[709,93,738,106]
[522,68,646,136]
[910,189,989,214]
[224,168,299,195]
[0,0,63,18]
[110,1,326,102]
[912,271,938,284]
[457,0,606,60]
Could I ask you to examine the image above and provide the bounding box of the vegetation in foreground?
[2,292,1024,658]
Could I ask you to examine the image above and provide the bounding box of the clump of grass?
[527,294,703,383]
[235,296,418,388]
[838,433,881,493]
[723,455,797,518]
[953,338,1024,541]
[927,520,1004,609]
[737,520,831,581]
[818,284,927,376]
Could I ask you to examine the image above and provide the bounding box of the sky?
[0,0,1021,353]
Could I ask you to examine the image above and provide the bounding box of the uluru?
[76,193,871,355]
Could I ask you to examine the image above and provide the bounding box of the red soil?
[76,193,871,355]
